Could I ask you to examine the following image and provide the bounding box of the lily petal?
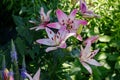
[85,59,101,66]
[68,9,78,20]
[59,42,67,48]
[40,7,46,20]
[46,10,52,21]
[47,22,62,29]
[56,9,68,25]
[45,28,55,40]
[24,72,33,80]
[57,27,67,39]
[89,49,99,58]
[84,42,91,56]
[76,34,83,41]
[84,35,99,45]
[82,13,94,18]
[30,26,38,30]
[83,11,101,18]
[74,20,87,29]
[86,10,94,14]
[46,47,58,52]
[63,33,75,43]
[36,39,55,46]
[81,62,92,74]
[80,0,87,13]
[30,25,45,31]
[33,68,40,80]
[36,25,45,31]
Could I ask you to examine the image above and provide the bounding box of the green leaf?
[108,52,119,61]
[99,35,111,42]
[12,15,24,26]
[92,66,101,80]
[115,60,120,69]
[16,37,26,56]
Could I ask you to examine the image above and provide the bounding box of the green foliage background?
[0,0,120,80]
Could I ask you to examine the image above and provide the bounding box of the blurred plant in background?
[0,0,120,80]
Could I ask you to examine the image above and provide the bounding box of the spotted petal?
[56,9,68,25]
[89,49,99,58]
[46,28,55,40]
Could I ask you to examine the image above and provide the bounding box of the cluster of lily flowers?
[30,0,101,74]
[0,0,101,80]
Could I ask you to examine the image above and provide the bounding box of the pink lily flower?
[80,0,100,18]
[79,41,101,74]
[30,7,52,31]
[47,9,87,41]
[25,68,40,80]
[84,35,99,45]
[36,27,75,52]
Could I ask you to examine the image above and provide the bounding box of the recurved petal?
[84,35,99,45]
[76,34,83,41]
[68,9,78,20]
[59,42,67,48]
[56,9,68,24]
[47,22,62,29]
[46,47,58,52]
[74,20,87,29]
[85,59,101,66]
[36,39,55,46]
[81,62,92,74]
[33,68,40,80]
[63,32,75,42]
